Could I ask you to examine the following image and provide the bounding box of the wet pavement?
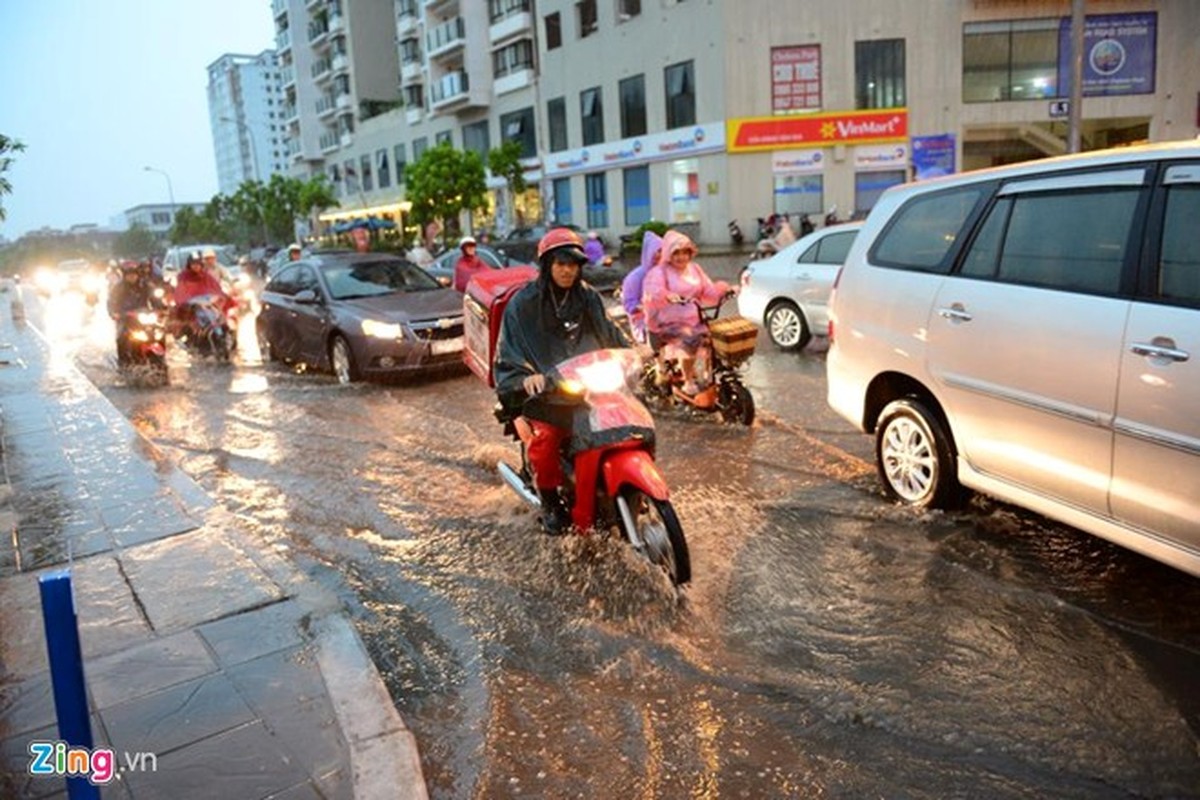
[0,292,426,799]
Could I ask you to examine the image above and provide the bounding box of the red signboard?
[771,45,822,113]
[727,109,908,153]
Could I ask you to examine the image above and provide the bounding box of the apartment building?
[207,51,289,194]
[274,0,1198,246]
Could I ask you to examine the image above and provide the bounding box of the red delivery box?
[463,266,538,386]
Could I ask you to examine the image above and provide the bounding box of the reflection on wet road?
[39,290,1200,798]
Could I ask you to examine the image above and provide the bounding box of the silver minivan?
[827,140,1200,578]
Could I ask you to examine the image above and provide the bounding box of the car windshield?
[322,258,442,299]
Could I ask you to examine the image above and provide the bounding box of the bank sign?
[727,109,908,153]
[544,123,726,178]
[1057,12,1156,96]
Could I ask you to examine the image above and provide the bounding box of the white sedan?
[736,222,862,351]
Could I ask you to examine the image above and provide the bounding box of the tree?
[113,222,159,259]
[0,134,27,222]
[404,143,488,243]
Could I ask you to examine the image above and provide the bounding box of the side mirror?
[295,289,319,304]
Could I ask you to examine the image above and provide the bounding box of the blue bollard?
[38,570,101,800]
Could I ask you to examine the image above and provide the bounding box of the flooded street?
[32,283,1200,799]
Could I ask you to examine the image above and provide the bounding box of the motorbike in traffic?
[641,295,757,426]
[172,293,235,361]
[116,307,169,385]
[495,348,692,587]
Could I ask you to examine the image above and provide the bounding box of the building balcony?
[336,92,352,110]
[400,60,422,83]
[273,0,288,20]
[406,107,423,125]
[312,57,332,81]
[494,66,533,97]
[281,64,296,88]
[308,21,329,44]
[316,94,337,118]
[276,28,292,53]
[283,103,299,124]
[319,131,340,153]
[331,52,348,73]
[340,131,354,148]
[430,70,469,109]
[424,0,457,12]
[489,8,532,46]
[306,0,321,9]
[328,12,345,34]
[397,4,418,35]
[426,16,465,60]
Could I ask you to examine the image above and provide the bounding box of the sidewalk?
[0,292,427,800]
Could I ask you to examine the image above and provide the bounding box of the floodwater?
[35,281,1200,799]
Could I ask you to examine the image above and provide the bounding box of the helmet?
[288,242,302,253]
[119,260,140,273]
[201,248,216,259]
[459,236,476,249]
[536,228,588,264]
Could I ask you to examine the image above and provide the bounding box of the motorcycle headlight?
[573,360,626,394]
[362,319,404,340]
[136,312,159,325]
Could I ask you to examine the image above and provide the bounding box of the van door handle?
[937,304,973,322]
[1130,341,1190,362]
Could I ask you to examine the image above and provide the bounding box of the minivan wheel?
[766,301,810,351]
[875,398,962,509]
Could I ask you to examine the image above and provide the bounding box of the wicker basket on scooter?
[708,315,758,365]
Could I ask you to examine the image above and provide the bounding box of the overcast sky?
[0,1,277,239]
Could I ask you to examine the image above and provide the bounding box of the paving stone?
[197,599,309,667]
[86,631,216,709]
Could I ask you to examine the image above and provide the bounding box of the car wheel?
[330,334,359,384]
[874,398,962,510]
[766,301,810,351]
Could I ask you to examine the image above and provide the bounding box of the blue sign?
[911,134,956,181]
[1058,12,1157,97]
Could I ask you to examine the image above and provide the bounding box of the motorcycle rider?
[619,230,663,344]
[494,228,632,535]
[452,236,487,293]
[107,260,154,366]
[641,230,731,396]
[173,251,234,341]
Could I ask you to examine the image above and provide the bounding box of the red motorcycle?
[495,348,691,587]
[116,307,169,385]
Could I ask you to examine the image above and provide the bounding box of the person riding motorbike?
[619,230,663,344]
[107,260,155,365]
[493,228,633,535]
[172,251,235,341]
[641,230,731,396]
[453,236,487,292]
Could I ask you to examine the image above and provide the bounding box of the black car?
[256,252,466,384]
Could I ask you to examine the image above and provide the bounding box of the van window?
[987,188,1138,295]
[872,186,985,272]
[1159,185,1200,305]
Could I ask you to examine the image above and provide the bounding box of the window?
[435,130,453,146]
[400,37,420,64]
[623,166,651,226]
[404,84,424,111]
[854,169,905,215]
[970,189,1138,295]
[872,187,986,273]
[773,174,823,218]
[544,12,562,50]
[618,0,641,19]
[376,148,391,189]
[548,97,568,152]
[500,107,536,158]
[800,230,857,264]
[493,39,534,77]
[577,0,598,38]
[1159,182,1200,304]
[489,0,530,22]
[553,177,572,224]
[855,39,905,109]
[360,154,373,192]
[413,136,428,160]
[580,87,604,146]
[668,158,700,222]
[585,172,608,228]
[664,60,695,129]
[462,120,490,158]
[394,144,407,185]
[343,159,359,193]
[963,19,1059,103]
[619,75,646,138]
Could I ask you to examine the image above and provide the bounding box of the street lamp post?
[143,165,176,235]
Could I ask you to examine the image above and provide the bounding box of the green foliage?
[169,175,336,248]
[487,139,526,196]
[622,220,670,252]
[113,222,159,259]
[0,134,27,222]
[404,143,488,235]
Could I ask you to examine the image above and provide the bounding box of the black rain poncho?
[494,267,630,428]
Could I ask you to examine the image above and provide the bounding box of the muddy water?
[48,293,1200,799]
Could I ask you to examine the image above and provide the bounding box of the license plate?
[430,336,464,355]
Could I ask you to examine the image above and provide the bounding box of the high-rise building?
[207,51,287,194]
